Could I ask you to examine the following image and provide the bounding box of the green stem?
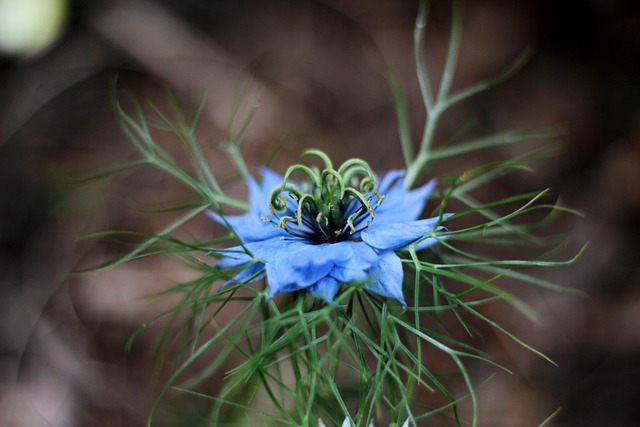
[404,105,440,189]
[414,0,433,114]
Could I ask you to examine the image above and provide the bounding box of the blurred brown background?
[1,0,639,426]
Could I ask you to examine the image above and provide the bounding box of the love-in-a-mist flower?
[209,150,449,307]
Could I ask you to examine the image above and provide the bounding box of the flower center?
[267,150,384,244]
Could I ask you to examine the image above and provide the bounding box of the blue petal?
[331,241,378,269]
[247,177,267,213]
[216,238,292,268]
[265,259,314,299]
[308,276,340,304]
[246,238,294,263]
[364,251,406,307]
[259,167,286,195]
[220,262,265,289]
[206,168,290,243]
[378,169,405,193]
[265,262,284,299]
[373,177,436,226]
[330,265,368,282]
[362,217,447,251]
[272,242,349,288]
[259,167,302,213]
[208,210,285,243]
[216,252,252,269]
[251,168,286,213]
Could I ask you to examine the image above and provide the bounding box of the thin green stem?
[414,0,433,114]
[437,0,464,100]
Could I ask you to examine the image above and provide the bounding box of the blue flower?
[209,153,449,307]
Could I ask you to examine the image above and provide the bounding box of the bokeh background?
[1,0,639,426]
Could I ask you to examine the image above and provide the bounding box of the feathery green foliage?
[82,1,582,426]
